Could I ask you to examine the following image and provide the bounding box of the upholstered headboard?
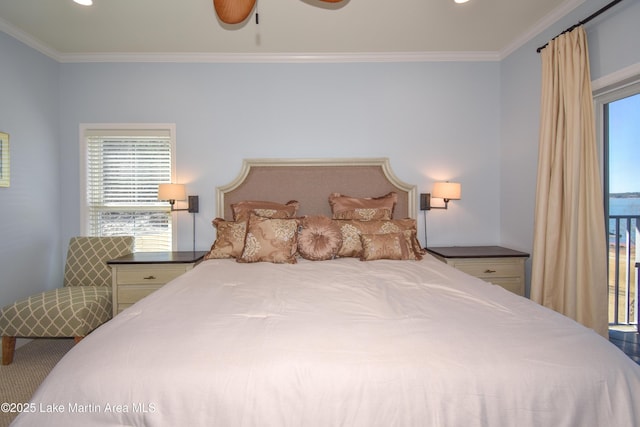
[216,158,416,220]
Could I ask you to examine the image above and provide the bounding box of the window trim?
[79,123,178,251]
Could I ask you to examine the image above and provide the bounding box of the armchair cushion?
[0,286,112,338]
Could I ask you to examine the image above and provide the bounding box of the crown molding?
[499,0,585,60]
[0,17,61,61]
[57,51,501,64]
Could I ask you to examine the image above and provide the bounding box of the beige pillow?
[238,215,300,264]
[360,231,417,261]
[297,215,343,261]
[204,218,247,259]
[334,218,423,259]
[232,200,300,222]
[328,192,397,221]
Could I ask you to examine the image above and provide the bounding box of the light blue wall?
[499,0,640,295]
[0,32,61,308]
[58,61,501,252]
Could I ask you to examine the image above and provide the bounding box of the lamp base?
[420,193,448,210]
[188,196,199,213]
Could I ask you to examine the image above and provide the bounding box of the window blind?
[86,131,173,252]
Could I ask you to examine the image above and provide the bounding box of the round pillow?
[297,215,343,261]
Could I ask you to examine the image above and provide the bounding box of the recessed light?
[74,0,93,5]
[454,0,470,3]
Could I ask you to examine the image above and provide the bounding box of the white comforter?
[13,256,640,426]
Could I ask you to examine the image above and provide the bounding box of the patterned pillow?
[232,200,299,222]
[238,215,300,264]
[297,215,343,261]
[334,218,424,259]
[328,192,397,221]
[204,218,247,259]
[360,231,417,261]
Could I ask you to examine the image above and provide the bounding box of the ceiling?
[0,0,582,62]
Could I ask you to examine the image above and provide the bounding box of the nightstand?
[426,246,529,296]
[108,251,207,316]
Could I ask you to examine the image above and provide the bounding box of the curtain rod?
[536,0,624,53]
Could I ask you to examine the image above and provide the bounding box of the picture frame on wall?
[0,131,9,187]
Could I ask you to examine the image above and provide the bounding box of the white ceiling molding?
[499,0,585,60]
[57,51,502,64]
[0,16,61,61]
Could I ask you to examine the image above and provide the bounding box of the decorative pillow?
[360,231,417,261]
[232,200,300,222]
[334,218,424,259]
[238,215,300,264]
[328,192,397,221]
[297,215,343,261]
[204,218,247,259]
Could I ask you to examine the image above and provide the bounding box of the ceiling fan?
[213,0,344,25]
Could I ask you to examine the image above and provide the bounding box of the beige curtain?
[531,26,608,337]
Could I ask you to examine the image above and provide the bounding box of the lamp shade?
[432,182,461,200]
[158,184,186,201]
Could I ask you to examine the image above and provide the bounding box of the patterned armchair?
[0,236,134,365]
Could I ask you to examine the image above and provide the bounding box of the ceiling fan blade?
[213,0,257,24]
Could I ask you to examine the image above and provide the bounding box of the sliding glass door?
[601,90,640,328]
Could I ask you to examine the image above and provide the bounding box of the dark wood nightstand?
[426,246,529,296]
[108,251,207,316]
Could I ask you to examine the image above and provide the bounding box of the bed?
[12,158,640,426]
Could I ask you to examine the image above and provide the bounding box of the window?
[80,124,177,252]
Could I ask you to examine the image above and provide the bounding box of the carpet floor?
[0,339,74,427]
